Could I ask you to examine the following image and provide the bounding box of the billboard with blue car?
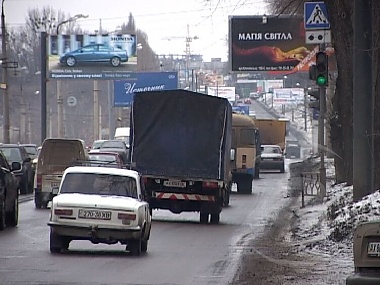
[113,72,178,107]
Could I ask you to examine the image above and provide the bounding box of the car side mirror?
[11,161,22,171]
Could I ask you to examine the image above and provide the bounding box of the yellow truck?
[254,118,288,151]
[231,113,261,194]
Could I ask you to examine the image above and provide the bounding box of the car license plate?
[163,180,186,188]
[78,209,112,220]
[51,182,60,194]
[367,242,380,257]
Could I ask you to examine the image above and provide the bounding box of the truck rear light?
[118,213,136,220]
[36,174,42,188]
[54,209,73,216]
[202,181,218,189]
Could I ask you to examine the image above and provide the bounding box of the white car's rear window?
[60,173,138,198]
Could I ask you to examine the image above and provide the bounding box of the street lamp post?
[1,0,10,143]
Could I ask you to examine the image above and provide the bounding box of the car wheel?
[61,237,70,250]
[66,56,76,67]
[50,229,62,253]
[0,192,5,231]
[128,238,142,256]
[141,239,148,253]
[110,57,121,67]
[5,195,18,227]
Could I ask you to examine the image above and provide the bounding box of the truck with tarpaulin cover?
[128,89,232,224]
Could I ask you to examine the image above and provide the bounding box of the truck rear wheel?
[210,213,220,224]
[237,179,252,194]
[200,212,209,224]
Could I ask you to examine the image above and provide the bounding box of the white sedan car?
[47,166,151,256]
[260,144,285,173]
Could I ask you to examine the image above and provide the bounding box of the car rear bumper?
[260,160,284,170]
[48,222,142,241]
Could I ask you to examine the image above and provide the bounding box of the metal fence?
[301,172,321,207]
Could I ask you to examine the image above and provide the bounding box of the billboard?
[272,88,304,104]
[48,34,137,79]
[113,72,178,107]
[207,86,236,102]
[229,16,313,72]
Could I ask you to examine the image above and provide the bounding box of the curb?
[19,194,34,203]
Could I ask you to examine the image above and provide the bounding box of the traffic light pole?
[318,44,326,197]
[318,84,326,197]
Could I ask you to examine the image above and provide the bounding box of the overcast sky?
[6,0,268,61]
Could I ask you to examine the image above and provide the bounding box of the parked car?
[0,144,34,194]
[48,166,151,255]
[88,151,125,168]
[260,144,285,173]
[0,150,21,230]
[59,43,129,67]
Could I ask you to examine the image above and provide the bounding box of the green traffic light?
[316,75,327,86]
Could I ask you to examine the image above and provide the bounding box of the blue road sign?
[304,2,330,30]
[113,72,178,107]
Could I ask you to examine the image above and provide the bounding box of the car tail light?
[202,181,218,189]
[118,212,136,220]
[36,174,42,189]
[54,209,73,216]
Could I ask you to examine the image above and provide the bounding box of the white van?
[34,138,88,209]
[114,127,130,147]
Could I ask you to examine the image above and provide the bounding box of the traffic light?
[315,51,328,86]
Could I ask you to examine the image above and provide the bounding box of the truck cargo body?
[255,118,288,151]
[129,90,232,224]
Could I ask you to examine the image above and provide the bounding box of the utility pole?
[1,0,9,143]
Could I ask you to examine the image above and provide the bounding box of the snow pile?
[259,93,380,259]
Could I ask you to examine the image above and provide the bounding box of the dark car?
[0,150,21,230]
[88,151,126,168]
[90,140,129,164]
[20,143,38,172]
[0,144,34,194]
[59,43,129,67]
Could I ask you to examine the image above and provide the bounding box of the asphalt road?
[0,168,292,285]
[0,102,299,285]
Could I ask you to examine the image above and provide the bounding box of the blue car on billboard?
[59,43,128,67]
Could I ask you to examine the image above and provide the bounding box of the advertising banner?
[272,88,304,104]
[48,34,137,79]
[229,16,313,72]
[207,86,236,102]
[113,72,178,107]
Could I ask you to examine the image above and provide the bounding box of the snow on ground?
[256,93,380,262]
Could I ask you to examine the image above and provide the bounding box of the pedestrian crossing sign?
[304,2,330,30]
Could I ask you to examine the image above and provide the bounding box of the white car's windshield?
[60,173,138,198]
